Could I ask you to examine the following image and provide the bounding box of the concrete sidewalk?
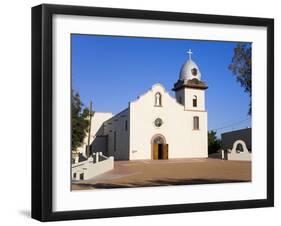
[72,158,251,190]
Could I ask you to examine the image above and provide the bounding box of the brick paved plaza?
[72,158,251,190]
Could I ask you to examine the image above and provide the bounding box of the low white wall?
[72,155,114,180]
[223,140,251,161]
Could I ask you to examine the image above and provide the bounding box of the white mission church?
[78,50,208,161]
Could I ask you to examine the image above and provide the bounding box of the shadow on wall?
[18,210,30,218]
[90,125,108,156]
[78,153,87,162]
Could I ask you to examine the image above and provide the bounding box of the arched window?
[193,95,197,107]
[193,116,199,130]
[155,92,162,106]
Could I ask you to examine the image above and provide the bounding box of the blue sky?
[72,34,251,136]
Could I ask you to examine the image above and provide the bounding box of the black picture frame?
[32,4,274,222]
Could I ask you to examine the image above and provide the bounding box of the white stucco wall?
[103,109,130,160]
[224,140,252,161]
[129,83,208,160]
[77,112,113,156]
[72,155,114,180]
[175,87,205,111]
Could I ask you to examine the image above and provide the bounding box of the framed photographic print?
[31,4,274,221]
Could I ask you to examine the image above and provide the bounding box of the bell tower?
[172,49,208,110]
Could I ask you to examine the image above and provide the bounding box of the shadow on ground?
[73,178,251,190]
[18,210,30,218]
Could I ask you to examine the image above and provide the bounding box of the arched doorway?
[151,134,168,160]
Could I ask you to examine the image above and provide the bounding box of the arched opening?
[155,92,162,106]
[236,143,244,153]
[151,134,168,160]
[193,95,197,107]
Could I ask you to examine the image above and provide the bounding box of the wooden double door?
[153,143,168,160]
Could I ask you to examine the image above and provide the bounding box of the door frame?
[151,134,167,160]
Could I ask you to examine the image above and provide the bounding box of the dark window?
[193,116,199,130]
[193,95,197,107]
[191,68,198,76]
[79,173,84,180]
[179,96,182,104]
[114,131,117,152]
[125,120,128,131]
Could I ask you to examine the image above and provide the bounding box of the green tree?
[71,90,90,151]
[208,130,222,154]
[229,43,252,115]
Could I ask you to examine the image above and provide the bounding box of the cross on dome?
[178,49,202,81]
[187,49,193,60]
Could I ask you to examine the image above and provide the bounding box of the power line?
[210,118,251,132]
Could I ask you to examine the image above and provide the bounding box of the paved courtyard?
[72,158,251,190]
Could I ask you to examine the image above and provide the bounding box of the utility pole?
[86,100,93,158]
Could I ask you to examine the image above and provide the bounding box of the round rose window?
[154,118,163,127]
[191,68,198,76]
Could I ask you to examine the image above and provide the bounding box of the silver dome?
[179,50,201,81]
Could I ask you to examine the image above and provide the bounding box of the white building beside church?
[78,50,208,161]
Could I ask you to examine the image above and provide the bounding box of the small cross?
[187,49,193,60]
